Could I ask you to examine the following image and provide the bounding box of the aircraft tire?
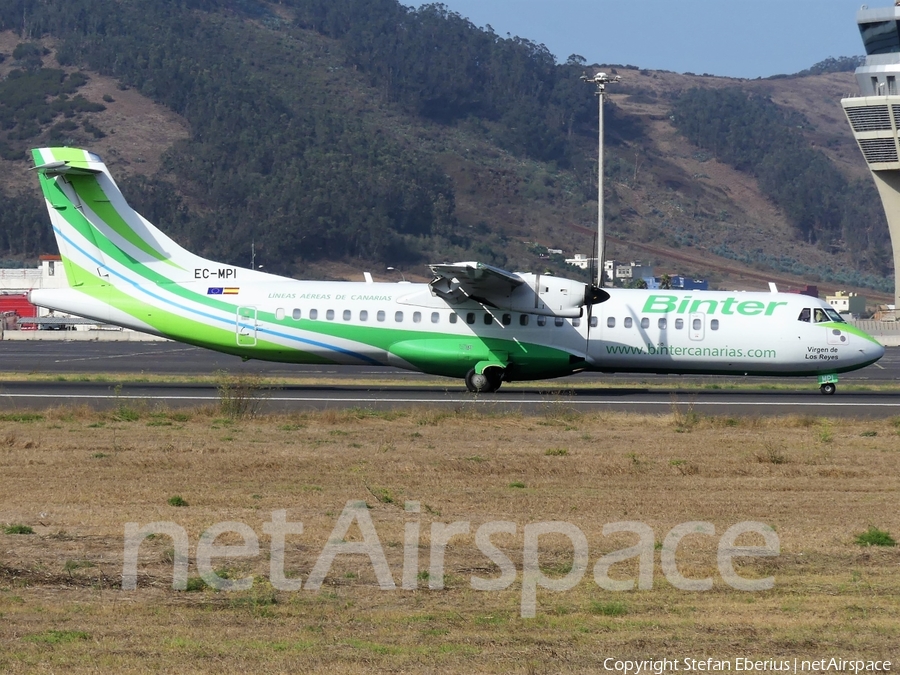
[465,369,494,393]
[820,383,836,395]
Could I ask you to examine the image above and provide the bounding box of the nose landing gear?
[818,374,838,395]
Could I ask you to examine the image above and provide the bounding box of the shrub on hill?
[672,88,892,276]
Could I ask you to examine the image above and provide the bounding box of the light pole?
[386,266,407,282]
[581,71,620,287]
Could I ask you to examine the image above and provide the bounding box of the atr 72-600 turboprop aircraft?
[28,147,885,394]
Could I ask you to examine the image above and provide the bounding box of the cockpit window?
[824,308,845,323]
[798,308,810,323]
[813,308,828,323]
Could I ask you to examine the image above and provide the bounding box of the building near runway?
[842,3,900,318]
[0,257,162,340]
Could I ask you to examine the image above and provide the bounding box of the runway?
[0,341,897,416]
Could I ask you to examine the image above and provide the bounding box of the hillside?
[0,0,891,299]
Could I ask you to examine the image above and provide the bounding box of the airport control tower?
[842,3,900,311]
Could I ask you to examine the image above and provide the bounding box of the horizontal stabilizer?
[32,159,103,176]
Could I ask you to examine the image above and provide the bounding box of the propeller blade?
[585,233,604,345]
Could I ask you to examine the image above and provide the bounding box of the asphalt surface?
[0,341,897,416]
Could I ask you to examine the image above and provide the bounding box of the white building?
[613,261,654,282]
[565,253,596,270]
[827,291,866,317]
[0,255,68,294]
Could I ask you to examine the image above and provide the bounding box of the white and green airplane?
[28,147,885,395]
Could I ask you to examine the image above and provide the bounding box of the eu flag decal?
[207,287,224,295]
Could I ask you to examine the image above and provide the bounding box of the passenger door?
[236,306,258,346]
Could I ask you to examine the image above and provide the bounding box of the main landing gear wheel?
[465,368,503,393]
[820,383,836,395]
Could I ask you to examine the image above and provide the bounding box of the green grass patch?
[24,630,90,644]
[0,413,43,422]
[589,601,628,617]
[4,524,34,534]
[855,526,896,547]
[64,559,96,574]
[167,496,188,507]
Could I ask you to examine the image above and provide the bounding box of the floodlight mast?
[581,71,621,287]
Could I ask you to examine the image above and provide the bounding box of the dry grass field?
[1,399,899,673]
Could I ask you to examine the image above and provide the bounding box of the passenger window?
[292,308,302,321]
[413,311,422,323]
[675,318,683,330]
[624,317,633,328]
[484,314,492,325]
[537,316,547,326]
[431,312,440,324]
[449,313,458,324]
[658,318,667,330]
[607,317,615,328]
[572,317,581,327]
[466,312,476,325]
[590,316,598,328]
[343,309,351,321]
[326,309,335,320]
[276,308,285,321]
[309,309,318,320]
[641,317,649,329]
[377,310,385,322]
[710,319,719,330]
[520,314,529,326]
[360,310,368,321]
[502,313,511,326]
[395,311,404,322]
[693,318,702,330]
[554,317,564,327]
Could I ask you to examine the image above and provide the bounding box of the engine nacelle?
[505,274,591,318]
[428,262,609,317]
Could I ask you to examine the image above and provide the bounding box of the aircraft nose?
[861,338,886,363]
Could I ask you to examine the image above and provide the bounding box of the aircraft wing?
[429,262,524,306]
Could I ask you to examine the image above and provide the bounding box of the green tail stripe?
[47,184,240,313]
[67,175,182,270]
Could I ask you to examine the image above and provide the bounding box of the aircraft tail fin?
[31,147,212,288]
